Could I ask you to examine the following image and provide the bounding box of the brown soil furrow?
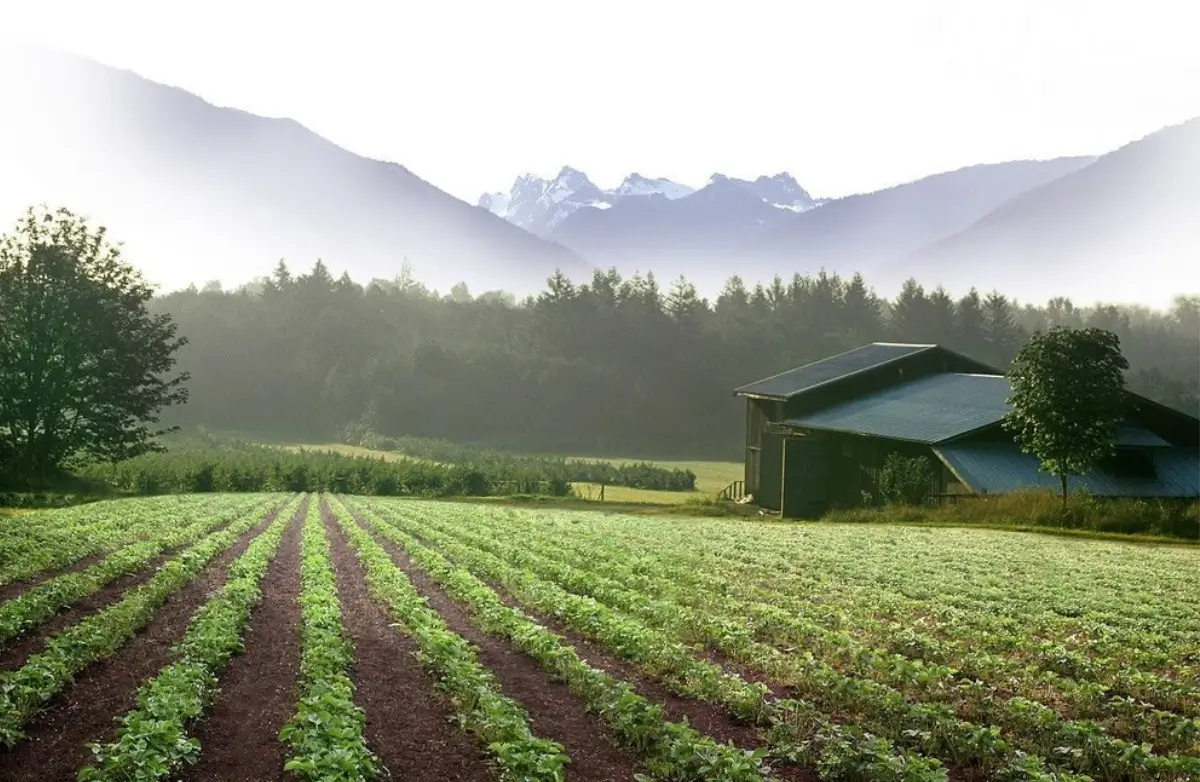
[182,506,305,782]
[0,549,116,603]
[0,506,282,782]
[321,502,495,782]
[357,519,649,782]
[0,517,246,672]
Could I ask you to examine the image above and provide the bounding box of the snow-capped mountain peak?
[479,167,820,234]
[615,173,695,201]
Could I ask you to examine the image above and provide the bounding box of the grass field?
[1,492,1198,781]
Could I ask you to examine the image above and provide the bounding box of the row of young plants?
[278,497,381,781]
[0,494,274,648]
[381,502,1161,782]
[652,517,1200,663]
[478,509,1200,750]
[534,510,1200,708]
[75,493,305,781]
[0,494,289,747]
[450,511,1200,778]
[0,494,221,587]
[324,497,571,782]
[346,497,948,782]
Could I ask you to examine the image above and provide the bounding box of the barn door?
[780,436,829,519]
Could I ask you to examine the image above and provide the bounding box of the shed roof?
[935,442,1199,498]
[781,372,1173,446]
[733,342,935,399]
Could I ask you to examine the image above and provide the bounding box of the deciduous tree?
[0,206,189,484]
[1002,326,1129,509]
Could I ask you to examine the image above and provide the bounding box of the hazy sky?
[3,1,1198,203]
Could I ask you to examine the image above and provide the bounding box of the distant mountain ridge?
[0,45,589,295]
[895,116,1200,305]
[1,45,1194,306]
[479,168,817,237]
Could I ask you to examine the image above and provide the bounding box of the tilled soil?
[386,524,819,782]
[0,504,283,782]
[0,549,115,603]
[182,505,306,782]
[322,502,496,782]
[357,517,651,782]
[0,518,243,672]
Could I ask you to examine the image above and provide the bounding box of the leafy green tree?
[1002,326,1130,509]
[0,206,189,484]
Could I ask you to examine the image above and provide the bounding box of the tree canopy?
[1002,326,1130,508]
[0,206,189,485]
[148,260,1198,460]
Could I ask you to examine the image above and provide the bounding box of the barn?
[734,342,1200,518]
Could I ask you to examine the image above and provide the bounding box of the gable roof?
[733,342,937,400]
[782,371,1174,446]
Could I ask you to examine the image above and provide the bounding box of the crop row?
[76,493,304,781]
[443,506,1200,757]
[0,495,232,587]
[278,497,380,781]
[0,494,276,648]
[578,514,1199,676]
[414,505,1200,781]
[0,495,288,746]
[369,500,1167,782]
[521,509,1200,710]
[345,497,950,782]
[325,498,571,781]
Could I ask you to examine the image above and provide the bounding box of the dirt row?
[0,501,290,781]
[0,497,816,781]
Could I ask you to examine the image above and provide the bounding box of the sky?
[2,0,1199,204]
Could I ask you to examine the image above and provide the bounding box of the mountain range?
[1,45,1197,305]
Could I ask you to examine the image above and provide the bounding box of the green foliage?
[77,495,299,782]
[280,500,380,781]
[0,497,280,746]
[828,490,1200,540]
[1004,327,1130,506]
[338,427,698,491]
[876,453,936,506]
[75,436,536,498]
[150,262,1199,463]
[0,206,188,485]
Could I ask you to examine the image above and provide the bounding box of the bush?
[337,429,697,492]
[877,453,935,506]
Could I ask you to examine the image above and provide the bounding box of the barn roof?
[936,442,1199,498]
[781,371,1173,446]
[733,342,937,400]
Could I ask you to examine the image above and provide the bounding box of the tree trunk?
[1060,472,1068,513]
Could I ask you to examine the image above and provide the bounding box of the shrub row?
[338,426,697,492]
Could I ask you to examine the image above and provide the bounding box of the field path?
[182,504,305,782]
[0,503,283,781]
[367,522,650,782]
[322,502,495,781]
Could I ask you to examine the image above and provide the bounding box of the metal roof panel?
[733,342,934,399]
[935,442,1200,498]
[783,372,1012,443]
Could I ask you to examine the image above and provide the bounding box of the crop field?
[0,494,1198,781]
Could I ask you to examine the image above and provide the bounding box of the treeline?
[154,261,1200,459]
[78,437,570,497]
[340,426,697,491]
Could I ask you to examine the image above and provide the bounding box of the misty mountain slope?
[548,173,815,279]
[742,157,1096,281]
[0,45,588,294]
[896,117,1200,304]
